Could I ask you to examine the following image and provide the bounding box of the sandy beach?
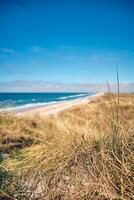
[16,93,104,116]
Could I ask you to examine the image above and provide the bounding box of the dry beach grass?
[0,93,134,199]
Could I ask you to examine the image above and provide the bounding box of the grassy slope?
[0,93,134,199]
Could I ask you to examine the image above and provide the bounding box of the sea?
[0,92,93,112]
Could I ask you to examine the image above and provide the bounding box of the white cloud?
[47,51,75,61]
[90,55,99,62]
[89,52,119,63]
[0,48,17,54]
[0,80,133,92]
[89,49,134,64]
[30,46,45,53]
[61,55,74,60]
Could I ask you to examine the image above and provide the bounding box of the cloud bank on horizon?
[0,80,134,93]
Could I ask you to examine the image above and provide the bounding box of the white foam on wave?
[0,101,58,112]
[18,99,24,102]
[57,93,87,100]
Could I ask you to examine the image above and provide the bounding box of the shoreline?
[0,93,89,113]
[15,93,104,116]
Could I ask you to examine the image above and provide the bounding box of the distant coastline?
[0,92,92,113]
[15,93,104,116]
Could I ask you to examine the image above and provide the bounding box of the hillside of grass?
[0,93,134,199]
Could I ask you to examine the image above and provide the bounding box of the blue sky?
[0,0,134,91]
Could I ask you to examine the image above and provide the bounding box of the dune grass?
[0,93,134,199]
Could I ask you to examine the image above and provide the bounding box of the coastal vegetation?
[0,93,134,199]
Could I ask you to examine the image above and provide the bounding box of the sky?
[0,0,134,92]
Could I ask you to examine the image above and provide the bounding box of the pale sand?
[16,93,104,116]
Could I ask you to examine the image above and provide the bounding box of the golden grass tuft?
[0,93,134,199]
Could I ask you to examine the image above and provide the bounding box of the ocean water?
[0,92,92,111]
